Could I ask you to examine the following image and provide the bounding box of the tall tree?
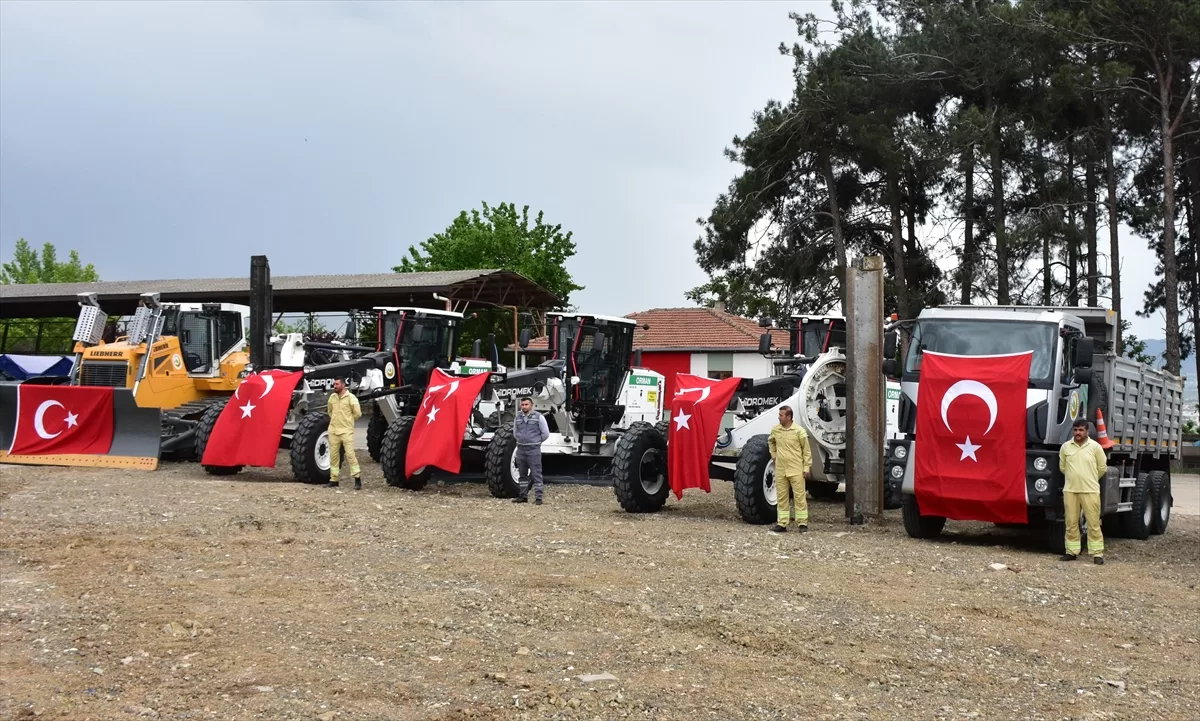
[1,238,99,284]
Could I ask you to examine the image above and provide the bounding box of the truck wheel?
[901,493,945,539]
[612,423,669,513]
[195,402,243,476]
[289,412,332,484]
[366,409,387,462]
[484,423,521,498]
[1122,471,1153,540]
[379,416,429,490]
[1149,470,1171,535]
[654,419,669,441]
[734,435,776,525]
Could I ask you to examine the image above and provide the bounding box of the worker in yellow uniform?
[326,378,362,490]
[769,405,813,533]
[1059,417,1108,564]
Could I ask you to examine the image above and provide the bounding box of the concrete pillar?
[845,255,885,523]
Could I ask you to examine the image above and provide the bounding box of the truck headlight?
[890,465,904,479]
[1033,457,1048,472]
[893,444,908,460]
[1034,478,1049,493]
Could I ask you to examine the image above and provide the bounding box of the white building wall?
[732,352,773,380]
[690,353,707,375]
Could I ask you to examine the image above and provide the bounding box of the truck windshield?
[905,320,1056,381]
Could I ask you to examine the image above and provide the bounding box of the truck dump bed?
[1106,356,1185,459]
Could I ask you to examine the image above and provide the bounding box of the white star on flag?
[240,401,256,418]
[956,435,981,462]
[674,411,692,430]
[64,411,79,428]
[426,405,440,423]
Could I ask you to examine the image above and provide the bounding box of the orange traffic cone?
[1094,408,1114,450]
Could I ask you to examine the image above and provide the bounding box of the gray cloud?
[0,1,1166,341]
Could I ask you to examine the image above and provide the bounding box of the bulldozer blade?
[0,385,162,470]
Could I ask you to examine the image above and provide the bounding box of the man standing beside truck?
[1059,418,1108,564]
[512,396,550,505]
[769,405,813,533]
[327,377,362,490]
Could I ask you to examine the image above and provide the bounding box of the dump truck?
[884,305,1184,551]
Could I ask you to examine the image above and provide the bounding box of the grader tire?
[195,402,243,477]
[290,412,332,484]
[379,416,429,490]
[366,409,387,462]
[655,419,670,440]
[612,424,669,513]
[734,435,776,525]
[485,423,521,498]
[901,493,945,539]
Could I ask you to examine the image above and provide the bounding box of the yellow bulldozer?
[67,291,252,457]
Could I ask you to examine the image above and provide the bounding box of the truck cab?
[885,304,1183,548]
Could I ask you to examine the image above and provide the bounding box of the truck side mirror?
[1074,336,1094,368]
[411,324,425,343]
[883,330,897,359]
[488,333,499,371]
[519,328,531,349]
[1074,367,1093,385]
[592,330,606,350]
[758,332,772,356]
[882,358,897,378]
[472,338,482,357]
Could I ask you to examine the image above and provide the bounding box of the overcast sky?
[0,0,1167,340]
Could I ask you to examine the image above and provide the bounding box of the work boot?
[796,524,808,533]
[771,524,787,533]
[354,477,362,490]
[1059,553,1076,561]
[327,480,339,488]
[535,497,543,506]
[1094,556,1104,565]
[513,496,528,504]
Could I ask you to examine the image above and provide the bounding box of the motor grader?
[611,314,902,520]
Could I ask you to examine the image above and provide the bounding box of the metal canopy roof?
[0,269,561,319]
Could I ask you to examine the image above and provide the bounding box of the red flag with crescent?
[9,385,115,455]
[667,373,742,499]
[201,369,305,467]
[913,350,1032,524]
[405,368,492,477]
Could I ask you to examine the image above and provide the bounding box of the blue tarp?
[0,354,75,380]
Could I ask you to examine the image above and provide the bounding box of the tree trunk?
[1103,103,1122,352]
[889,171,909,318]
[961,144,976,304]
[1085,151,1098,306]
[1186,129,1200,388]
[1067,140,1078,306]
[1159,81,1182,375]
[992,123,1009,304]
[820,152,848,307]
[1038,137,1052,305]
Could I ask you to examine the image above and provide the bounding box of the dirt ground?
[1,455,1197,721]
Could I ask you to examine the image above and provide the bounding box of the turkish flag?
[667,373,741,499]
[9,385,114,455]
[405,368,492,477]
[913,350,1033,524]
[201,369,304,467]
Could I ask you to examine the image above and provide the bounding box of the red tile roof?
[518,307,789,351]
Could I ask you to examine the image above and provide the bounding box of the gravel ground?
[1,454,1197,721]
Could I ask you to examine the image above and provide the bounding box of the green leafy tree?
[395,202,582,353]
[0,239,100,354]
[1,238,99,284]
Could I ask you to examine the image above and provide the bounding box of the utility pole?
[845,255,885,523]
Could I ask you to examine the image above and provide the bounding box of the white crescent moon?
[258,374,275,398]
[33,400,64,440]
[444,380,460,398]
[675,386,711,403]
[941,380,998,435]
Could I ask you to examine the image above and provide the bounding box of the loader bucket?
[0,384,162,470]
